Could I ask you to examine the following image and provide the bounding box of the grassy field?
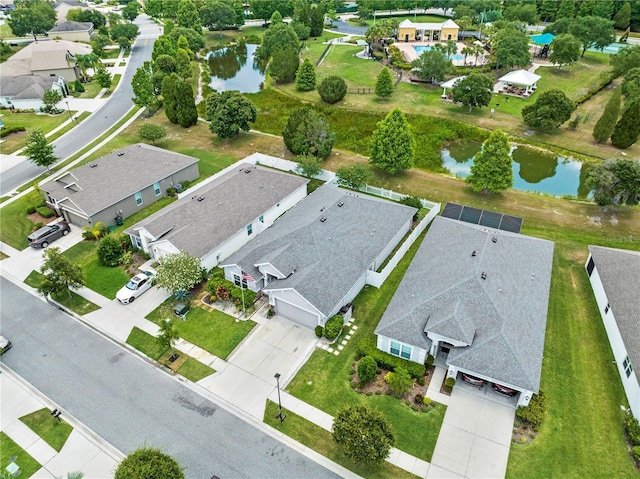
[62,241,130,299]
[19,408,73,452]
[346,14,448,28]
[0,433,40,478]
[126,327,215,382]
[0,112,71,154]
[264,400,420,479]
[146,302,256,359]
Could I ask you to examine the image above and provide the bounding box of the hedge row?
[575,71,616,105]
[357,338,425,379]
[0,126,26,138]
[516,389,546,430]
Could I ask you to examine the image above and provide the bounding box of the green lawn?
[19,408,73,452]
[62,241,130,299]
[264,401,420,479]
[24,270,43,289]
[0,432,41,478]
[0,189,47,250]
[52,290,101,315]
[0,112,71,154]
[346,14,448,28]
[126,327,216,382]
[316,45,384,88]
[146,302,256,359]
[287,230,446,462]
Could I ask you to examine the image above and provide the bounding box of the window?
[153,182,160,196]
[247,223,253,235]
[604,303,610,314]
[132,236,142,248]
[586,257,595,276]
[390,341,412,360]
[134,192,142,206]
[623,356,633,378]
[259,215,264,223]
[233,274,241,286]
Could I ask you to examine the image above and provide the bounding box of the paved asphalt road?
[0,277,340,479]
[0,14,159,196]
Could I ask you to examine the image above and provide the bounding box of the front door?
[405,34,409,42]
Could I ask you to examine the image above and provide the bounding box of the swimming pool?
[413,45,465,61]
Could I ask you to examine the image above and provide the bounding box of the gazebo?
[440,76,466,98]
[498,70,541,96]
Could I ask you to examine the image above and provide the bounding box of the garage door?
[274,298,318,329]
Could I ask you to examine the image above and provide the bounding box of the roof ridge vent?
[320,216,327,222]
[492,236,498,243]
[117,152,124,156]
[480,272,487,280]
[471,250,478,257]
[337,201,344,207]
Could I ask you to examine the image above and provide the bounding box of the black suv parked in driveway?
[28,221,70,248]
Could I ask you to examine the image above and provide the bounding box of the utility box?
[115,215,123,226]
[174,303,189,318]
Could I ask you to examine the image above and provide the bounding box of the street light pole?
[65,101,75,123]
[274,373,285,424]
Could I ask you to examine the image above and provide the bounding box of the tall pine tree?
[375,67,394,100]
[174,80,198,128]
[161,73,179,124]
[295,58,316,91]
[556,0,575,20]
[466,130,513,194]
[610,102,640,149]
[592,88,621,143]
[369,108,415,175]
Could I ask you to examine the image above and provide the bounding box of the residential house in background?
[221,185,417,329]
[125,163,309,271]
[43,144,199,228]
[0,40,91,82]
[0,76,67,111]
[47,21,94,42]
[586,246,640,419]
[375,216,554,407]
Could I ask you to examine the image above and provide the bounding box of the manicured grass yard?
[0,112,70,154]
[287,230,447,462]
[0,190,46,250]
[24,270,99,315]
[62,241,130,299]
[264,400,420,479]
[146,302,256,359]
[0,432,40,478]
[126,327,215,382]
[19,408,73,452]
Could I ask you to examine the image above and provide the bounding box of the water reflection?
[206,42,265,93]
[441,142,591,198]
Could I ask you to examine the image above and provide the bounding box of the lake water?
[206,43,265,93]
[441,142,592,198]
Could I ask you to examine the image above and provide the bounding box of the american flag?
[242,273,255,282]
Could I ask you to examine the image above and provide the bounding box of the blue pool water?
[413,45,464,61]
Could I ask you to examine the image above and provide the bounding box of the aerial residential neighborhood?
[0,1,639,478]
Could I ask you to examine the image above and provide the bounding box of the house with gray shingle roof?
[1,40,91,81]
[0,75,67,111]
[586,246,640,418]
[43,144,199,228]
[125,163,309,271]
[220,184,417,329]
[375,216,554,407]
[48,21,94,42]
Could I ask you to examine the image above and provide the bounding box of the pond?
[206,42,265,93]
[441,142,593,198]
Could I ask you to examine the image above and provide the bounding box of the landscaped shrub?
[385,366,413,396]
[625,414,640,446]
[414,393,424,405]
[36,206,55,218]
[516,390,547,431]
[400,195,422,221]
[314,325,324,338]
[318,75,347,104]
[357,338,425,379]
[633,446,640,462]
[357,355,377,384]
[0,126,26,138]
[426,354,434,367]
[97,234,125,267]
[26,206,36,214]
[323,314,344,340]
[206,274,257,307]
[423,396,433,407]
[74,79,85,93]
[444,377,455,390]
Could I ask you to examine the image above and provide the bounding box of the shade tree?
[466,129,513,195]
[205,90,257,138]
[24,130,57,172]
[586,158,640,206]
[282,107,335,160]
[549,34,581,69]
[155,251,206,297]
[570,16,616,57]
[451,73,493,113]
[369,108,415,175]
[522,89,575,130]
[411,49,451,83]
[38,247,84,301]
[8,0,56,40]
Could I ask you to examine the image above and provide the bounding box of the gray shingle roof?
[223,185,417,316]
[588,246,640,384]
[48,21,93,33]
[43,144,198,217]
[0,75,53,99]
[2,40,92,76]
[126,164,308,259]
[375,216,554,392]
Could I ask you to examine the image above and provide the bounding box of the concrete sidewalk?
[0,368,123,478]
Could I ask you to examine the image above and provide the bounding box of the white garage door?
[274,298,318,329]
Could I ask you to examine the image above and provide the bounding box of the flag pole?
[240,274,246,318]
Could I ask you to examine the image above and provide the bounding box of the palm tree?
[461,45,474,65]
[445,39,458,59]
[73,53,98,82]
[473,43,485,66]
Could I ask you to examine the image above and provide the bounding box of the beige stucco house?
[47,21,94,42]
[397,19,460,42]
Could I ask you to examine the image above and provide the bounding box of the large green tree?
[309,4,325,37]
[522,89,575,130]
[336,164,371,190]
[131,62,157,110]
[38,247,84,300]
[375,67,394,100]
[109,23,139,42]
[206,90,257,138]
[161,73,180,124]
[282,107,335,160]
[411,48,451,83]
[24,130,57,172]
[556,0,575,20]
[152,35,178,61]
[121,1,141,21]
[200,1,236,36]
[451,73,493,113]
[318,76,347,104]
[114,447,184,479]
[610,45,640,78]
[332,405,395,465]
[255,21,299,61]
[592,88,621,143]
[466,129,513,195]
[369,108,415,175]
[621,67,640,104]
[586,158,640,206]
[174,80,198,128]
[570,16,616,57]
[549,33,581,69]
[610,101,640,149]
[170,27,205,52]
[270,48,299,84]
[155,251,205,297]
[177,0,202,33]
[8,0,56,40]
[614,2,632,29]
[493,30,531,69]
[296,58,316,91]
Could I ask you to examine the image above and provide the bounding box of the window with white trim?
[134,192,143,206]
[247,223,253,235]
[623,356,633,378]
[233,274,241,286]
[132,236,142,248]
[390,341,412,360]
[154,182,161,196]
[259,215,264,223]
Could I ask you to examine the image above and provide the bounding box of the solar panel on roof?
[441,202,523,233]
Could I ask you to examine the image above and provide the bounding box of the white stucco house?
[374,216,554,407]
[586,246,640,419]
[125,164,308,271]
[220,184,417,329]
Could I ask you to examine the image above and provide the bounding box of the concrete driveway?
[429,383,515,478]
[197,314,317,419]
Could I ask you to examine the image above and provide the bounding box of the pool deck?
[394,41,485,66]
